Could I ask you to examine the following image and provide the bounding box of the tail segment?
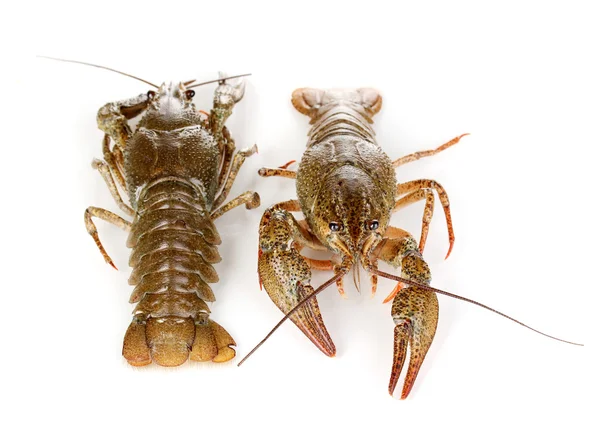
[123,178,235,366]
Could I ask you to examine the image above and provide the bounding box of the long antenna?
[37,56,160,88]
[187,73,252,89]
[369,267,583,346]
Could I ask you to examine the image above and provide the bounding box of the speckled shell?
[294,89,397,247]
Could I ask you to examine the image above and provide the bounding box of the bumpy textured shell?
[294,89,397,247]
[120,100,227,366]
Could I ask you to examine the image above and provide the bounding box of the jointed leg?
[208,76,246,188]
[92,158,134,217]
[396,179,454,258]
[392,133,468,168]
[374,226,437,399]
[210,191,260,220]
[212,144,258,209]
[258,200,329,257]
[374,226,430,303]
[375,226,413,259]
[264,200,328,254]
[84,206,132,270]
[258,167,297,179]
[295,219,328,250]
[393,188,435,254]
[269,209,338,290]
[101,134,127,190]
[333,263,349,299]
[209,74,246,137]
[283,213,333,272]
[369,226,411,297]
[113,146,126,187]
[96,95,149,204]
[260,201,330,255]
[270,199,301,212]
[258,160,298,179]
[269,206,345,296]
[259,201,333,283]
[216,136,235,193]
[302,257,334,271]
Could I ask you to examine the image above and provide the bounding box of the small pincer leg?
[257,208,336,357]
[378,231,438,399]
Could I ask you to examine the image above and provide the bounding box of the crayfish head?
[141,81,200,130]
[312,165,389,261]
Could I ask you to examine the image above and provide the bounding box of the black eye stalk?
[147,90,156,99]
[185,89,195,99]
[367,220,379,230]
[329,222,342,232]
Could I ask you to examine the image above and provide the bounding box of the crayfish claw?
[293,283,336,356]
[215,71,246,104]
[259,249,336,357]
[389,323,409,396]
[258,209,336,356]
[389,286,438,399]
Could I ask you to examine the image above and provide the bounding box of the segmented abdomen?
[123,177,223,366]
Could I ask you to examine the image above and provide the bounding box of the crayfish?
[240,87,580,399]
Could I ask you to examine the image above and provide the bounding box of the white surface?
[11,1,599,431]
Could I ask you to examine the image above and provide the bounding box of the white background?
[10,0,599,430]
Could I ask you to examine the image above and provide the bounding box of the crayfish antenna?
[187,73,252,89]
[37,56,159,88]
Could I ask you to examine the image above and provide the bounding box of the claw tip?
[445,243,454,260]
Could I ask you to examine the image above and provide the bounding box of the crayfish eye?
[367,220,379,230]
[329,222,342,232]
[185,89,195,99]
[147,90,156,99]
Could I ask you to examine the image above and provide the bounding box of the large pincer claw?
[258,209,336,357]
[215,71,246,106]
[389,286,439,399]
